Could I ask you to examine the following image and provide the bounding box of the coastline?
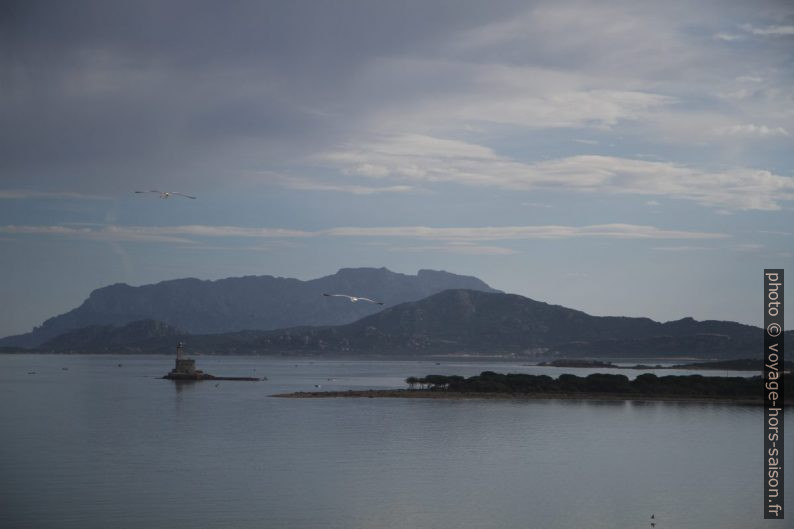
[271,389,770,405]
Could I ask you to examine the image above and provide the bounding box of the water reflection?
[0,354,790,529]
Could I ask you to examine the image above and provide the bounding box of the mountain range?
[0,268,498,348]
[34,288,788,360]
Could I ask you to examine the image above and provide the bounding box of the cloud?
[179,241,304,252]
[731,243,765,252]
[324,224,727,241]
[381,85,674,130]
[742,24,794,36]
[355,58,675,132]
[0,189,110,200]
[712,124,789,137]
[652,246,713,252]
[0,224,311,243]
[653,243,770,253]
[0,1,522,193]
[387,243,517,255]
[736,76,765,83]
[755,230,792,236]
[145,225,313,238]
[713,32,745,42]
[449,1,695,78]
[0,222,727,244]
[3,0,792,204]
[0,225,191,244]
[271,175,414,195]
[319,134,794,210]
[347,4,794,156]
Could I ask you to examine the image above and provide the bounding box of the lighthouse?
[164,342,204,379]
[162,342,260,381]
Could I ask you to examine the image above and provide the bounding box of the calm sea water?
[0,354,790,529]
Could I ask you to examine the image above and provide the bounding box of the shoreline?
[271,389,771,405]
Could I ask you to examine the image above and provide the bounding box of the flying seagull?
[322,293,384,305]
[135,190,196,199]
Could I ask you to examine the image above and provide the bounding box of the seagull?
[322,293,383,305]
[135,190,196,200]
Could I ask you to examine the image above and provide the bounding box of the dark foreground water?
[0,354,790,529]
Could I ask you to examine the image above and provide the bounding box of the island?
[536,358,794,372]
[274,371,791,404]
[536,359,626,368]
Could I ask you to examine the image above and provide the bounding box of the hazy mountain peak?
[1,268,498,347]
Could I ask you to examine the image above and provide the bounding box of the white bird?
[135,190,196,199]
[322,293,384,305]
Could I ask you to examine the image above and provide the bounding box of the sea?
[0,354,790,529]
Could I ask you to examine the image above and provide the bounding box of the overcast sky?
[1,0,792,336]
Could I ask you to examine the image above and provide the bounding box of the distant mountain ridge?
[0,268,499,348]
[37,289,789,359]
[39,320,184,352]
[246,289,772,358]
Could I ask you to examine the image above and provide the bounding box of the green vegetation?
[406,371,791,400]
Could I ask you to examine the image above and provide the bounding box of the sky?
[1,0,792,337]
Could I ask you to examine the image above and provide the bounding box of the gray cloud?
[0,189,110,200]
[269,174,415,195]
[387,243,518,255]
[323,224,728,241]
[2,0,792,338]
[318,134,794,210]
[2,0,792,199]
[0,222,728,243]
[0,1,527,191]
[741,24,794,36]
